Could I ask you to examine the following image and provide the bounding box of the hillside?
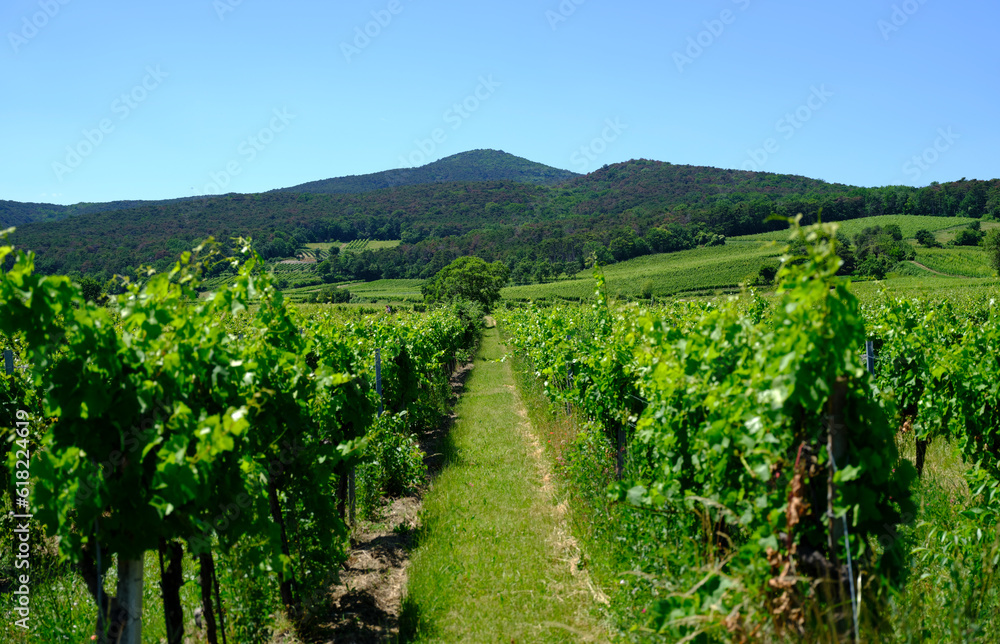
[0,196,204,228]
[271,149,579,194]
[0,150,575,228]
[4,155,999,282]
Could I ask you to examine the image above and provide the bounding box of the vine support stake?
[865,340,875,375]
[3,349,12,376]
[375,348,383,417]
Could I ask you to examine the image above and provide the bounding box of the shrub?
[953,228,983,246]
[356,412,427,518]
[310,286,352,303]
[915,229,940,247]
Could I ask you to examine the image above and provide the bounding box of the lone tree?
[914,229,940,248]
[422,256,509,310]
[986,228,1000,276]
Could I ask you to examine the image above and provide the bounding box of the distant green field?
[303,239,403,253]
[935,220,1000,244]
[732,215,978,242]
[271,262,319,274]
[362,239,402,250]
[852,275,1000,304]
[502,242,782,301]
[913,247,996,278]
[346,279,424,301]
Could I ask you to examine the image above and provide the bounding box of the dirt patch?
[304,498,418,643]
[300,361,475,643]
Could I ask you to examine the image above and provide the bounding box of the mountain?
[1,196,204,228]
[0,150,577,228]
[4,156,998,282]
[269,149,579,194]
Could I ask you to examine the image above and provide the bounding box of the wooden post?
[915,439,929,477]
[159,540,184,644]
[375,348,383,417]
[565,359,573,416]
[348,468,356,526]
[212,560,228,644]
[199,553,219,644]
[826,378,850,609]
[865,340,875,375]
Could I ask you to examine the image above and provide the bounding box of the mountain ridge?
[6,155,998,282]
[269,149,579,194]
[0,149,577,228]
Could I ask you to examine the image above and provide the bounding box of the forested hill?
[269,149,579,194]
[4,157,999,281]
[0,150,575,228]
[0,196,202,228]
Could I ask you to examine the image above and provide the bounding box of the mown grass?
[502,243,781,301]
[403,326,608,643]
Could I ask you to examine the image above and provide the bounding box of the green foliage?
[953,227,984,246]
[309,285,352,303]
[501,219,922,639]
[356,412,427,518]
[11,158,1000,288]
[423,256,509,310]
[272,149,578,195]
[0,231,479,641]
[503,242,783,301]
[854,224,916,278]
[915,228,941,247]
[76,275,107,304]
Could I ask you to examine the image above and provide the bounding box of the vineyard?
[501,242,784,302]
[500,221,1000,641]
[3,220,1000,642]
[0,236,480,643]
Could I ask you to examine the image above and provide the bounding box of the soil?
[299,360,475,643]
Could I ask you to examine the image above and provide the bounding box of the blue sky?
[2,0,997,205]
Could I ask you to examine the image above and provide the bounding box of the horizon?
[3,0,998,206]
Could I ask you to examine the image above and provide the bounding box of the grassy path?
[403,324,608,643]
